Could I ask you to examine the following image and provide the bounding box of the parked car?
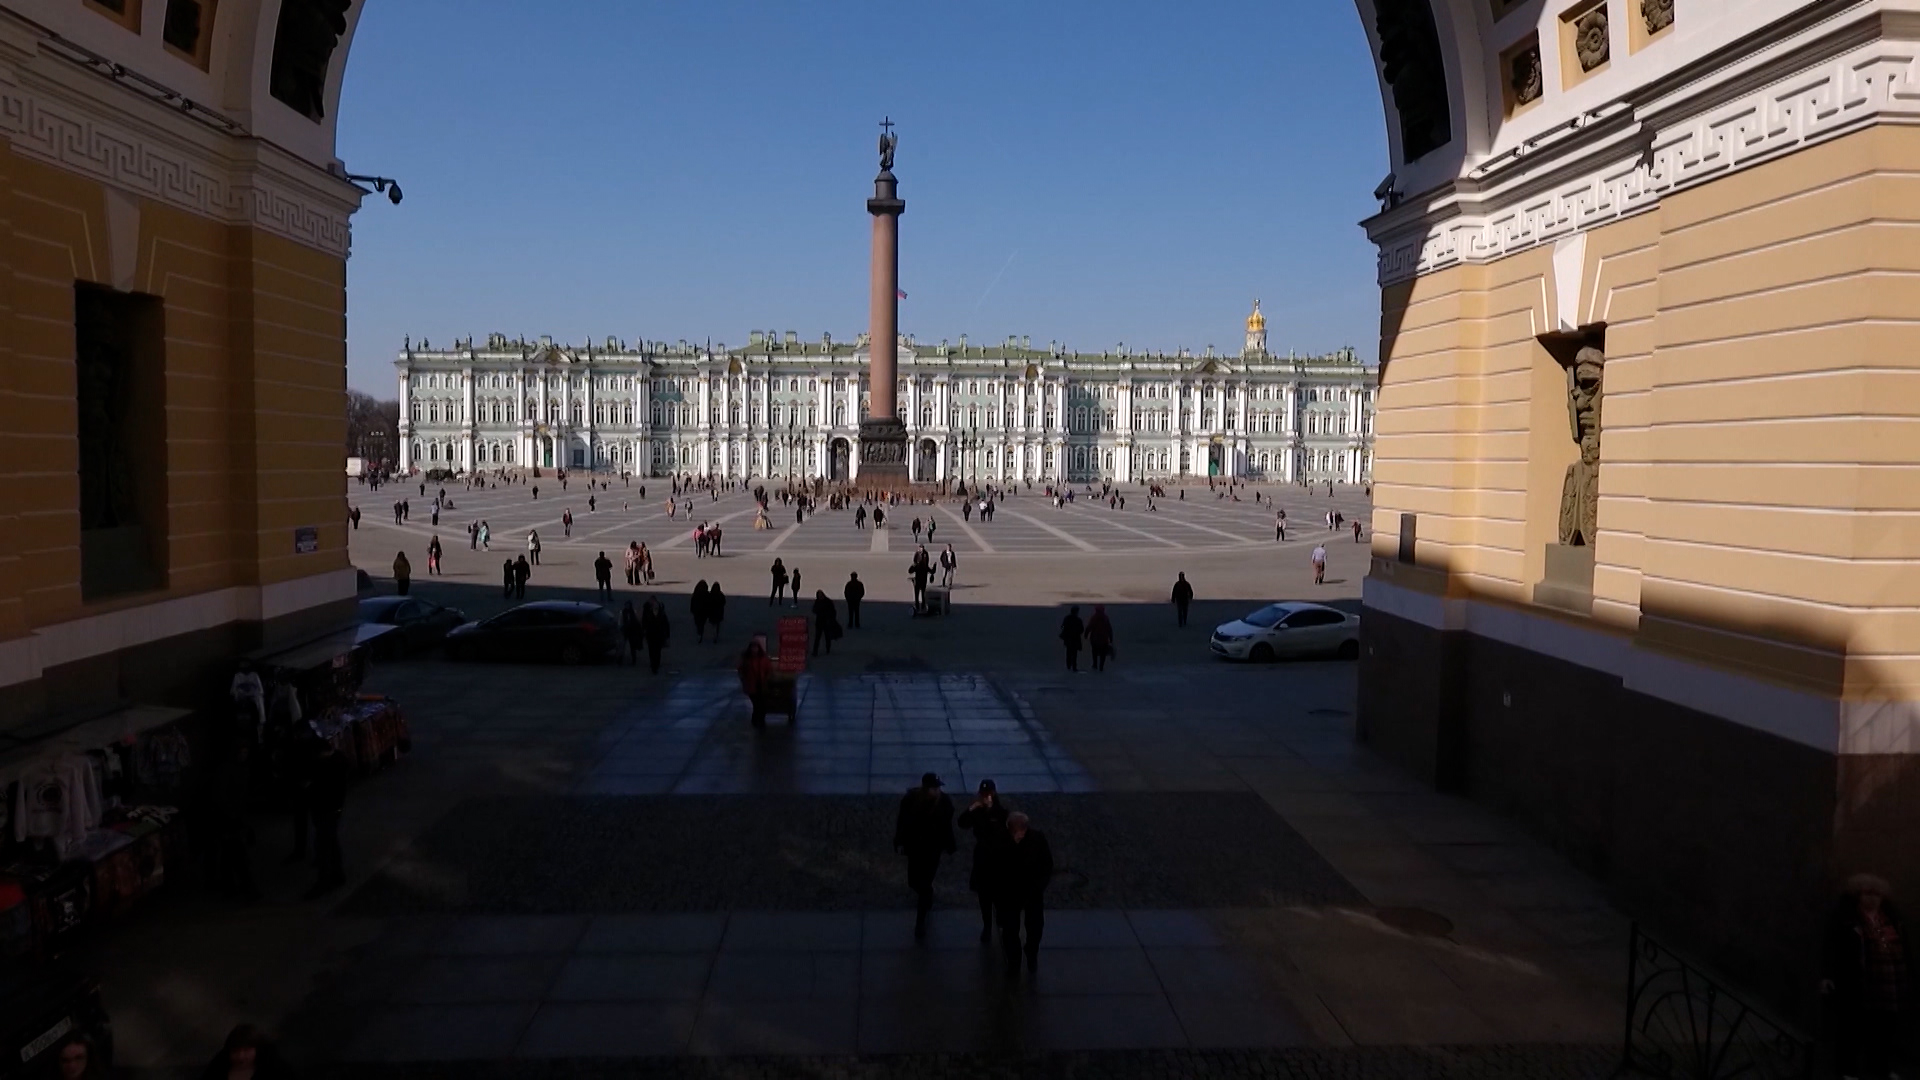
[444,601,621,664]
[357,596,467,656]
[1210,602,1360,662]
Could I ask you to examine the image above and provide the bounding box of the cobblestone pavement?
[81,511,1633,1074]
[153,1044,1619,1079]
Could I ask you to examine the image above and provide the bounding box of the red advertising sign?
[776,616,808,674]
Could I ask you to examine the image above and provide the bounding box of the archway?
[829,438,851,483]
[915,439,938,483]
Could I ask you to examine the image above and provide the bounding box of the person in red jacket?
[737,635,773,728]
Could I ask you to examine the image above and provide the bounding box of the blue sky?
[337,2,1388,394]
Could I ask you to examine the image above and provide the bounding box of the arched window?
[1104,450,1113,472]
[730,403,741,425]
[410,402,420,422]
[834,405,845,427]
[920,406,934,427]
[623,404,634,426]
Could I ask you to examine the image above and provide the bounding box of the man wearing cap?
[956,779,1011,941]
[893,772,957,939]
[998,811,1055,972]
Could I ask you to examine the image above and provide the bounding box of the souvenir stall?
[244,624,411,783]
[0,705,193,963]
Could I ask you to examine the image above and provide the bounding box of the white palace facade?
[395,304,1376,485]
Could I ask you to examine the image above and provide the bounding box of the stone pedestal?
[856,416,910,490]
[1535,543,1595,615]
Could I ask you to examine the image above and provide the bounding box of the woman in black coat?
[810,590,840,656]
[691,581,710,643]
[1823,873,1910,1079]
[707,582,727,641]
[955,779,1010,939]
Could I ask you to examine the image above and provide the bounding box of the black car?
[357,596,468,656]
[445,601,621,664]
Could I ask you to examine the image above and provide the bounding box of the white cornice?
[1368,8,1920,285]
[0,30,361,259]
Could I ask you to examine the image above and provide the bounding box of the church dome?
[1246,300,1266,334]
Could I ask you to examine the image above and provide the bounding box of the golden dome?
[1246,300,1266,333]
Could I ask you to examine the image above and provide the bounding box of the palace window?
[921,406,934,427]
[410,402,420,422]
[624,404,634,426]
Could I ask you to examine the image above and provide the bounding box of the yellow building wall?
[0,137,350,653]
[1372,125,1920,705]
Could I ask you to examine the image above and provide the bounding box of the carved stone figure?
[878,132,897,173]
[1558,346,1604,546]
[269,0,352,121]
[1574,9,1611,73]
[1510,43,1544,106]
[1372,0,1453,161]
[1642,0,1674,35]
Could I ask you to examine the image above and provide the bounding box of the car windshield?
[1241,604,1290,629]
[356,601,394,622]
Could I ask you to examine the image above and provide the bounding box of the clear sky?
[336,1,1388,395]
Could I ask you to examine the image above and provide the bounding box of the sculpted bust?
[1558,346,1603,546]
[1510,44,1544,106]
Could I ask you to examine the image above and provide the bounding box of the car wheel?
[1336,639,1360,660]
[558,643,584,666]
[1249,643,1275,663]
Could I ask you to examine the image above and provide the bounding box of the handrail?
[1619,923,1813,1079]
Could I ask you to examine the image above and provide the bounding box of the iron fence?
[1620,922,1814,1079]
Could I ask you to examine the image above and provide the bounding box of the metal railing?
[1620,923,1814,1079]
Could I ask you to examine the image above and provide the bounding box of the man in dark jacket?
[894,772,956,939]
[1059,606,1085,671]
[956,779,1010,940]
[306,738,350,898]
[1171,572,1194,627]
[641,598,671,674]
[997,811,1054,971]
[1822,874,1910,1078]
[844,572,865,629]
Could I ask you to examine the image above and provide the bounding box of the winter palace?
[395,303,1375,485]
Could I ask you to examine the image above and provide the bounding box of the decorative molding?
[0,62,359,258]
[1372,34,1920,285]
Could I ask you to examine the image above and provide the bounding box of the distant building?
[396,304,1375,484]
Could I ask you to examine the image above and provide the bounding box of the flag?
[896,288,908,300]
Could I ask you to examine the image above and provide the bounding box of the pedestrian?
[426,535,442,575]
[912,517,923,543]
[844,572,865,629]
[589,494,597,513]
[349,506,360,531]
[1823,873,1910,1080]
[927,517,937,544]
[769,558,788,606]
[855,505,868,529]
[528,529,542,566]
[391,551,411,596]
[708,582,727,641]
[50,1032,108,1080]
[1275,510,1287,542]
[468,521,478,550]
[1352,518,1363,543]
[480,521,490,550]
[563,508,573,538]
[1059,605,1084,672]
[811,590,841,656]
[624,542,640,586]
[874,505,887,529]
[594,551,614,599]
[894,772,957,939]
[692,580,711,642]
[199,1024,297,1080]
[304,736,349,898]
[513,554,530,599]
[642,597,671,674]
[789,566,802,608]
[1087,604,1115,672]
[1311,543,1328,585]
[502,559,514,598]
[621,600,643,666]
[957,779,1010,941]
[737,634,773,728]
[996,811,1054,972]
[940,544,957,588]
[909,554,933,614]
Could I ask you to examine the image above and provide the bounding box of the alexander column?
[857,117,911,489]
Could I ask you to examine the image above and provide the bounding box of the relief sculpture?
[1558,346,1603,546]
[1574,8,1611,72]
[1372,0,1454,161]
[1642,0,1674,35]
